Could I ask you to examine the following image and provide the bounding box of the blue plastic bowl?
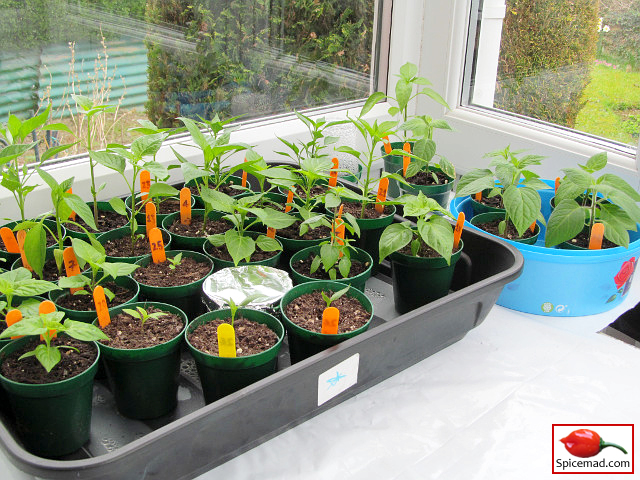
[450,183,640,316]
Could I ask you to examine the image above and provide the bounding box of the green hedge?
[495,0,599,128]
[145,0,373,127]
[600,1,640,69]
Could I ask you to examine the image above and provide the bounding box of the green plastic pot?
[279,280,374,363]
[11,248,62,281]
[275,226,330,272]
[389,240,464,314]
[92,301,188,419]
[470,189,505,216]
[289,245,372,292]
[185,308,284,404]
[186,175,244,208]
[470,212,540,245]
[161,209,227,251]
[134,250,213,319]
[97,224,172,264]
[381,141,407,198]
[0,336,100,457]
[349,203,396,275]
[203,231,282,271]
[65,201,128,240]
[49,275,140,323]
[399,167,454,208]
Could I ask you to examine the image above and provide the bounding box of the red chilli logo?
[561,429,627,458]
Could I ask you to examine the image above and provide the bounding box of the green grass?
[574,63,640,146]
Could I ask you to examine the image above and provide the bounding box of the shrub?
[494,0,599,128]
[600,0,640,70]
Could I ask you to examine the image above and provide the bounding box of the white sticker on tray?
[317,353,359,406]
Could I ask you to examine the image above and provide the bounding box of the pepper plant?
[545,152,640,248]
[121,306,165,330]
[321,286,350,308]
[203,189,296,266]
[91,131,179,255]
[455,146,549,237]
[58,238,139,301]
[378,192,457,264]
[0,104,75,221]
[0,267,60,318]
[0,310,108,373]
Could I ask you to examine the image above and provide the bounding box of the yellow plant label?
[217,323,236,358]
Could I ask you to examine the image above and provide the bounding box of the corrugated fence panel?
[0,39,148,121]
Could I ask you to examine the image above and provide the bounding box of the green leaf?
[207,233,226,247]
[0,142,38,164]
[72,94,94,111]
[224,230,255,266]
[58,275,90,289]
[24,223,46,279]
[251,207,297,229]
[34,344,61,373]
[41,142,79,162]
[360,91,386,117]
[90,151,126,174]
[598,174,640,202]
[395,79,412,111]
[131,133,165,159]
[335,146,361,160]
[200,189,235,213]
[71,238,104,265]
[255,235,282,252]
[379,222,413,262]
[545,200,586,247]
[64,319,109,341]
[148,182,179,199]
[18,103,51,140]
[502,186,541,237]
[597,184,640,224]
[65,194,97,231]
[178,117,208,151]
[42,122,75,136]
[338,255,351,278]
[455,169,495,197]
[108,197,128,216]
[417,215,454,264]
[413,138,436,163]
[320,244,339,271]
[421,88,450,109]
[399,62,418,80]
[310,254,322,274]
[584,152,608,172]
[561,167,593,190]
[0,317,47,339]
[16,298,41,318]
[101,262,139,280]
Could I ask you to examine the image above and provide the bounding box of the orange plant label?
[140,170,151,202]
[336,204,344,220]
[16,230,32,271]
[242,158,248,188]
[39,300,57,339]
[334,218,346,257]
[148,227,166,263]
[0,227,20,253]
[375,177,389,214]
[529,221,536,233]
[180,187,192,225]
[285,190,294,213]
[63,247,82,294]
[145,201,157,236]
[67,188,76,221]
[93,286,111,328]
[5,309,23,339]
[402,142,411,176]
[329,157,339,187]
[267,227,276,239]
[555,177,561,195]
[589,223,605,250]
[453,212,465,250]
[382,135,392,154]
[217,323,236,358]
[321,306,340,334]
[475,192,482,202]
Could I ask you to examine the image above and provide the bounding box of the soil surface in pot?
[476,219,537,242]
[65,209,127,233]
[398,239,462,259]
[475,193,504,209]
[189,182,243,198]
[100,306,184,349]
[406,170,451,186]
[55,282,136,311]
[168,216,232,237]
[276,220,331,240]
[188,317,278,356]
[565,229,618,249]
[206,244,278,263]
[135,198,181,215]
[284,290,369,333]
[1,337,97,384]
[292,254,368,280]
[335,202,393,220]
[133,256,210,287]
[103,233,156,258]
[20,258,62,281]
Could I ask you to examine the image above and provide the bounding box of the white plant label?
[317,353,360,406]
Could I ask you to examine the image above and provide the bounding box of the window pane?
[0,0,380,162]
[464,0,640,150]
